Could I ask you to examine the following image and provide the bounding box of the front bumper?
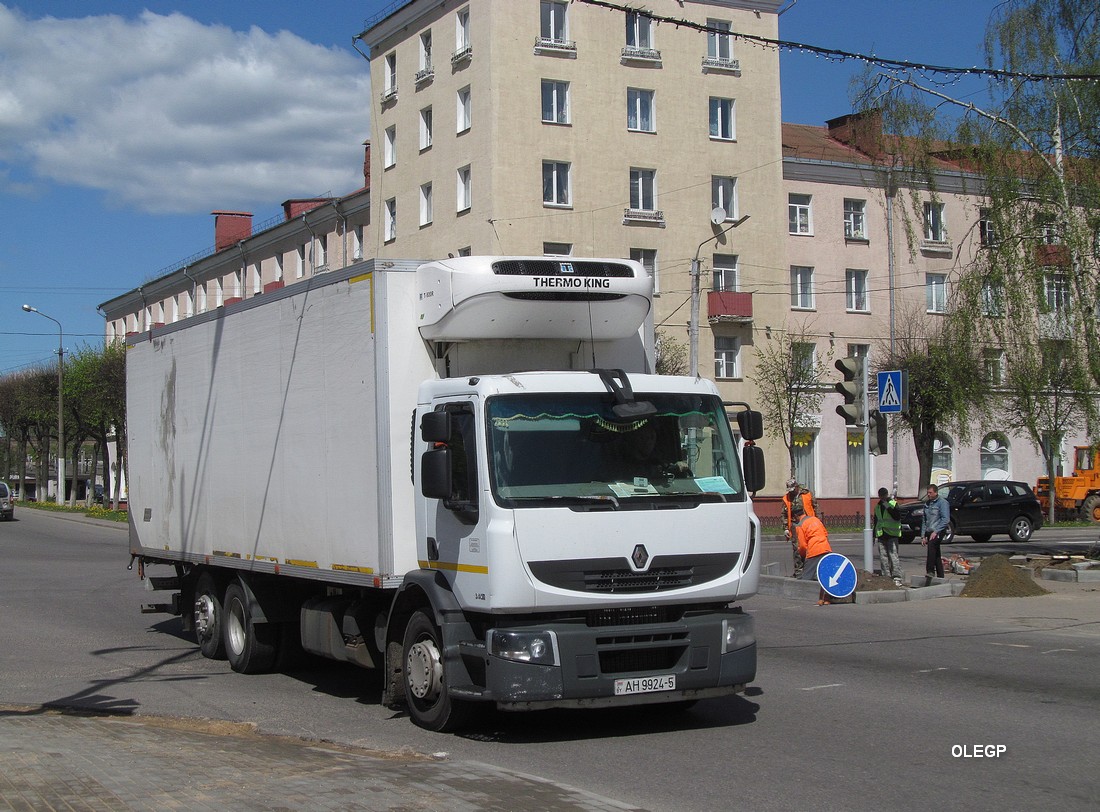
[461,608,756,710]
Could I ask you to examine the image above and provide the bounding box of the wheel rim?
[194,594,217,643]
[226,599,247,656]
[1014,519,1032,540]
[406,637,443,702]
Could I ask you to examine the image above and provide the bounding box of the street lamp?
[689,213,750,377]
[22,305,64,505]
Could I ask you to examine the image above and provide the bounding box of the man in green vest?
[873,487,904,586]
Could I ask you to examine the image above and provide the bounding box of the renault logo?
[631,544,649,569]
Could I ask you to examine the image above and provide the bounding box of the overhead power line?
[577,0,1100,83]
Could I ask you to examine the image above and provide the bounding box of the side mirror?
[421,410,451,443]
[742,444,765,493]
[421,447,452,499]
[736,409,764,442]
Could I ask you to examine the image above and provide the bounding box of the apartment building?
[781,112,1086,499]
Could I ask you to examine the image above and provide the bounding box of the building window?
[626,10,653,49]
[983,349,1004,386]
[457,165,472,212]
[788,193,812,235]
[457,86,471,133]
[844,198,867,239]
[981,278,1003,316]
[418,30,433,75]
[979,207,997,246]
[419,107,433,150]
[315,233,328,269]
[793,431,817,493]
[709,97,735,140]
[707,18,733,61]
[542,161,571,207]
[544,242,572,255]
[714,336,740,379]
[420,182,433,226]
[790,265,814,309]
[251,263,261,295]
[847,432,866,496]
[1045,272,1071,312]
[216,278,225,308]
[456,7,470,50]
[980,433,1009,479]
[627,88,655,132]
[630,168,657,211]
[926,273,948,313]
[712,254,738,292]
[384,198,397,242]
[924,201,946,242]
[458,246,472,257]
[383,52,397,96]
[540,0,568,44]
[712,176,737,221]
[296,244,306,279]
[845,269,869,312]
[932,433,954,480]
[383,126,396,168]
[630,248,658,294]
[196,285,207,314]
[541,79,569,124]
[274,252,283,282]
[351,226,364,261]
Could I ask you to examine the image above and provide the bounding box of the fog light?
[489,630,559,665]
[722,615,755,654]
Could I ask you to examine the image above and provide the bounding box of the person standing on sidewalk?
[921,483,950,580]
[780,477,819,578]
[873,487,904,586]
[792,501,834,605]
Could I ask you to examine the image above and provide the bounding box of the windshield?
[487,392,745,508]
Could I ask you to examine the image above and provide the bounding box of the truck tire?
[1081,494,1100,523]
[1008,516,1034,542]
[193,573,226,660]
[223,582,277,674]
[402,610,473,732]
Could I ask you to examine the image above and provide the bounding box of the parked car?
[898,480,1043,543]
[0,481,14,520]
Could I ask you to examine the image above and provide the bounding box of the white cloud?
[0,5,371,213]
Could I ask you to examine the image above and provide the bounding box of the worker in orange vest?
[780,477,820,577]
[792,501,834,605]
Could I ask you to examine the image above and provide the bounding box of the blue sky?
[0,0,1000,375]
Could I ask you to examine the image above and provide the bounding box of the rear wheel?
[1081,494,1100,523]
[223,582,277,674]
[1008,516,1034,542]
[193,573,225,660]
[939,522,955,544]
[402,610,472,732]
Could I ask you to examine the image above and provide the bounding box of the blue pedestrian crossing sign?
[877,370,906,414]
[817,553,857,599]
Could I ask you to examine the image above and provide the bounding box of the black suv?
[898,480,1043,543]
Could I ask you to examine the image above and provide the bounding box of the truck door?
[421,399,489,605]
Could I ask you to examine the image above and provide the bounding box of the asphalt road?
[3,509,1099,811]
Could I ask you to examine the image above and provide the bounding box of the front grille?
[588,605,682,627]
[599,645,683,675]
[492,259,635,278]
[503,292,626,302]
[529,553,739,594]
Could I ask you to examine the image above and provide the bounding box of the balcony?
[621,45,662,64]
[451,45,472,65]
[701,56,740,74]
[380,86,398,104]
[707,291,753,324]
[622,208,665,227]
[414,66,434,85]
[919,238,952,256]
[534,36,577,57]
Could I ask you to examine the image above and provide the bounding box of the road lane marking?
[800,683,844,691]
[1041,648,1077,654]
[987,642,1030,648]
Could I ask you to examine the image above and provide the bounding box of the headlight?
[722,615,755,654]
[489,629,559,665]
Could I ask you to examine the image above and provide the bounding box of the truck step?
[145,576,181,591]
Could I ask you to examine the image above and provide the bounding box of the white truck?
[128,255,765,731]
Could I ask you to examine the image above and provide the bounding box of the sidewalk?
[0,705,644,812]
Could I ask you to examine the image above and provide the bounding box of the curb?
[757,574,963,603]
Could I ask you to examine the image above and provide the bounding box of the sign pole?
[862,359,872,574]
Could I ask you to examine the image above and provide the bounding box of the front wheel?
[939,522,955,545]
[1081,493,1100,523]
[223,582,277,674]
[402,610,472,732]
[1008,516,1034,542]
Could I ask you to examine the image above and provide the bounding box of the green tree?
[654,329,689,376]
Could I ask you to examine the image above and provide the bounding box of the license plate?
[614,674,676,695]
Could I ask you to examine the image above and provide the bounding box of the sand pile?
[959,554,1050,598]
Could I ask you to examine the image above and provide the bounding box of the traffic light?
[834,357,865,425]
[868,409,888,455]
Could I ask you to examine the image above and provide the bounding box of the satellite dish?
[710,207,727,225]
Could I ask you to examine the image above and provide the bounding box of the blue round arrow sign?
[816,552,857,599]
